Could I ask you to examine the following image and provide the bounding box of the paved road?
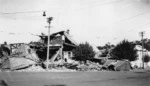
[0,70,150,86]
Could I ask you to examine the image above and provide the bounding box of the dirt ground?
[0,69,150,86]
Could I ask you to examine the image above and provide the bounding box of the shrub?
[142,54,150,63]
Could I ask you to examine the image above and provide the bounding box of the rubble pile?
[77,61,102,71]
[0,42,104,72]
[16,64,45,72]
[43,62,77,72]
[44,60,103,71]
[48,66,76,72]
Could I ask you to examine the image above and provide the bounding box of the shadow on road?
[0,80,9,86]
[44,84,66,86]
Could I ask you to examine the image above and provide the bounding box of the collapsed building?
[0,30,79,71]
[0,30,106,71]
[0,43,40,71]
[102,59,132,71]
[30,30,78,65]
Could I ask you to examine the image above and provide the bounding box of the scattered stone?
[16,64,45,72]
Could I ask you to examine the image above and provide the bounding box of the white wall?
[131,51,150,68]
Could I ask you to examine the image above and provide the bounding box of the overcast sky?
[0,0,150,48]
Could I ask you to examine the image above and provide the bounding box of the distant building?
[131,45,150,68]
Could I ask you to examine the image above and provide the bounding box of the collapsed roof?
[38,31,78,47]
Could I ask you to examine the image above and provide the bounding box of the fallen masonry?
[0,30,133,72]
[0,31,103,72]
[0,42,132,72]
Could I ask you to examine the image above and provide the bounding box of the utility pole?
[43,11,53,71]
[139,31,145,69]
[46,17,53,71]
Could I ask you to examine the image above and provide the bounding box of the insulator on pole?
[43,11,46,17]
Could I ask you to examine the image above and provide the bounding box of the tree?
[110,40,137,61]
[97,42,115,50]
[97,42,115,57]
[134,39,150,51]
[143,39,150,51]
[73,42,95,61]
[100,49,109,57]
[142,54,150,64]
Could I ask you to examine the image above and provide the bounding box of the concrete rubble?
[16,65,45,72]
[0,42,132,72]
[0,42,103,72]
[0,30,127,72]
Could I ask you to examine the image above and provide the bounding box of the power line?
[115,10,150,23]
[0,0,122,15]
[0,10,45,14]
[129,22,150,32]
[0,30,32,35]
[71,0,122,12]
[0,1,115,15]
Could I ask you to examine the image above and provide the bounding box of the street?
[0,70,150,86]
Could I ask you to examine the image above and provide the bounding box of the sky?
[0,0,150,48]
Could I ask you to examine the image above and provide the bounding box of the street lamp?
[43,11,53,71]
